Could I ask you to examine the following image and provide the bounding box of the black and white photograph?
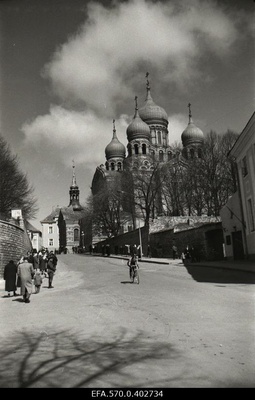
[0,0,254,390]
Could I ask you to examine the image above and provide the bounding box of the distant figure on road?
[17,256,34,303]
[4,260,18,297]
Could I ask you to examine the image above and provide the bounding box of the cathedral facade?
[91,74,205,234]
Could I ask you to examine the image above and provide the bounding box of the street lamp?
[81,231,85,250]
[118,189,143,259]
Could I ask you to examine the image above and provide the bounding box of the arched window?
[74,228,79,241]
[190,148,195,159]
[134,144,139,155]
[117,162,122,171]
[159,150,163,161]
[151,150,155,159]
[157,131,162,145]
[142,144,146,155]
[105,162,109,170]
[128,146,132,157]
[168,151,172,161]
[111,162,115,170]
[198,148,202,158]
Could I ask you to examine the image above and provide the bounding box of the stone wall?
[93,221,224,261]
[0,219,33,278]
[149,222,224,260]
[93,226,149,256]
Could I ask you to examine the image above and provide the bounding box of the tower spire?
[71,159,77,187]
[112,119,117,138]
[134,95,139,117]
[188,103,193,124]
[145,71,152,101]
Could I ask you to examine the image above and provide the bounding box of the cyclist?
[127,254,139,280]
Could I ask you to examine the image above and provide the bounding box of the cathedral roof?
[126,96,150,142]
[105,120,126,160]
[138,73,168,126]
[181,104,204,147]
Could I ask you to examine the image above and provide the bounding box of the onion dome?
[105,120,126,160]
[126,96,150,142]
[138,72,168,126]
[181,103,204,147]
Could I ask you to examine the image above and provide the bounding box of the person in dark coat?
[17,256,34,303]
[47,252,58,288]
[4,260,18,297]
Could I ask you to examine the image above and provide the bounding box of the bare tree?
[160,130,238,217]
[0,135,38,220]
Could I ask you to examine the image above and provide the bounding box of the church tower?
[181,103,204,159]
[105,119,126,171]
[125,96,152,170]
[139,73,170,162]
[69,161,83,211]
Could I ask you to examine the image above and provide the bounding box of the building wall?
[0,219,32,278]
[149,222,223,261]
[41,221,59,252]
[229,112,255,259]
[220,192,245,259]
[93,222,223,261]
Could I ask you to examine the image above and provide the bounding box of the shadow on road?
[185,265,255,284]
[0,328,178,388]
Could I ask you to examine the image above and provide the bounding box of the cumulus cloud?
[41,0,242,114]
[21,105,129,167]
[22,0,251,168]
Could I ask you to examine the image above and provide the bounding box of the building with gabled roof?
[58,162,86,253]
[40,206,61,253]
[25,220,42,251]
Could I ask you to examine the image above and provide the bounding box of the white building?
[40,207,60,253]
[221,112,255,260]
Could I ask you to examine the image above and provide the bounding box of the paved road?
[0,254,254,388]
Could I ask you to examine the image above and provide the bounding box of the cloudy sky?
[0,0,254,230]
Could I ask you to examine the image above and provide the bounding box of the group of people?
[3,248,58,303]
[172,244,200,263]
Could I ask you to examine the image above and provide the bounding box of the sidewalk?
[87,253,255,273]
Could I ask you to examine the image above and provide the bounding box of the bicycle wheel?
[134,270,140,284]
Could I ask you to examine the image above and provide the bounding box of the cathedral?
[91,73,205,234]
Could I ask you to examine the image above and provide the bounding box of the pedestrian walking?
[17,256,35,303]
[172,244,178,260]
[34,267,43,293]
[47,252,58,288]
[40,251,48,276]
[4,260,18,297]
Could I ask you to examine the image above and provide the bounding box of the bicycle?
[131,265,140,284]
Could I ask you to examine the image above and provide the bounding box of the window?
[49,239,53,247]
[142,144,146,155]
[226,235,231,245]
[157,131,162,145]
[247,199,255,231]
[74,228,79,241]
[242,156,248,177]
[117,162,122,171]
[134,144,139,155]
[159,150,163,162]
[168,152,172,161]
[111,162,115,171]
[48,226,53,234]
